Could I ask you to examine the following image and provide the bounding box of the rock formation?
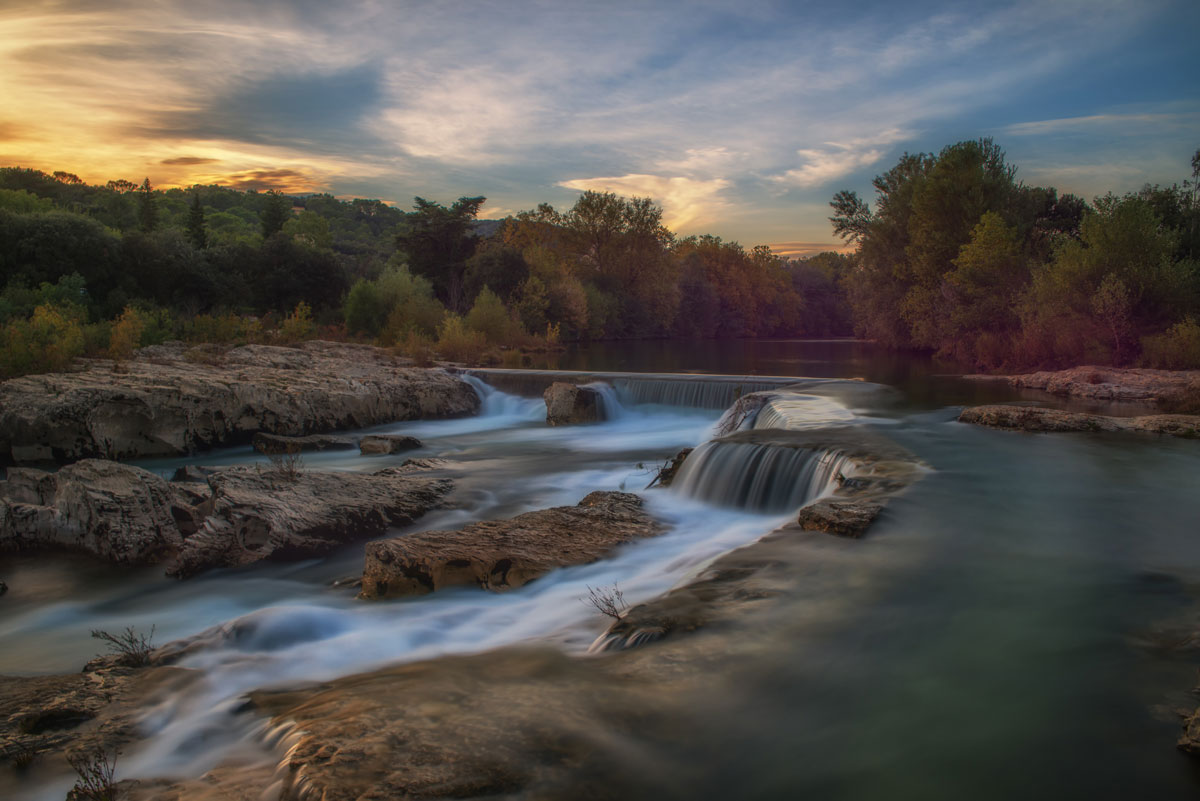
[543,382,604,426]
[358,434,423,455]
[360,491,661,599]
[959,405,1200,438]
[0,341,478,464]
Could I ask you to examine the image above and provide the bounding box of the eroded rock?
[251,433,356,454]
[543,382,603,426]
[360,491,661,599]
[959,405,1200,438]
[359,434,422,455]
[0,341,479,464]
[795,498,883,539]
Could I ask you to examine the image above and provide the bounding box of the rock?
[170,464,216,483]
[0,460,185,564]
[251,432,356,454]
[359,434,422,455]
[959,404,1200,438]
[360,491,662,599]
[986,366,1200,403]
[0,341,480,464]
[795,498,883,538]
[543,382,603,426]
[170,464,452,578]
[647,448,693,488]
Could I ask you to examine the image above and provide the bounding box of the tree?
[137,178,158,232]
[187,191,207,249]
[829,190,872,244]
[394,196,486,311]
[260,190,290,238]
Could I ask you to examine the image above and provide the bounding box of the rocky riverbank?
[0,458,452,576]
[0,340,478,464]
[967,365,1200,406]
[959,405,1200,438]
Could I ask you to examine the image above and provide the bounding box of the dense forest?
[1,139,1198,378]
[831,139,1200,370]
[0,166,849,375]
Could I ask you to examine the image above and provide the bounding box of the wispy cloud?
[558,174,732,232]
[769,129,913,189]
[1005,110,1200,136]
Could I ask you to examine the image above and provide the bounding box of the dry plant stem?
[66,747,119,801]
[90,625,155,667]
[584,583,628,620]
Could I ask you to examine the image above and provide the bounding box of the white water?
[5,375,862,800]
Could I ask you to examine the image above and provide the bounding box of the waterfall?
[581,381,626,419]
[460,375,544,420]
[752,394,856,432]
[611,378,785,410]
[670,441,851,513]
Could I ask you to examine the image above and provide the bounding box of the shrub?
[583,583,628,620]
[435,314,487,364]
[66,747,119,801]
[108,306,146,361]
[0,303,85,378]
[277,301,315,343]
[1141,318,1200,370]
[464,287,514,344]
[394,328,437,367]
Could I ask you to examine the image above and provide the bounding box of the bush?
[435,314,487,364]
[394,328,437,366]
[277,301,315,343]
[0,303,85,377]
[108,306,146,361]
[90,625,155,667]
[1141,318,1200,370]
[66,747,119,801]
[464,287,514,344]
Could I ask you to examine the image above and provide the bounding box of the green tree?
[260,190,290,238]
[394,196,486,311]
[137,178,158,232]
[187,191,207,249]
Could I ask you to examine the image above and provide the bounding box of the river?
[2,339,1199,799]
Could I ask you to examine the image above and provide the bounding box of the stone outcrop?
[795,498,883,538]
[360,491,661,599]
[959,404,1200,438]
[543,382,603,426]
[646,448,693,488]
[251,433,356,454]
[0,340,479,464]
[0,461,185,564]
[0,459,451,576]
[968,366,1200,404]
[359,434,423,455]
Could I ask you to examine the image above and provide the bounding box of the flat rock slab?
[976,366,1200,402]
[170,465,452,578]
[359,434,422,455]
[0,340,479,464]
[959,405,1200,438]
[795,498,883,539]
[251,433,356,454]
[360,491,661,599]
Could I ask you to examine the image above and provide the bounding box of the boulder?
[959,405,1200,438]
[252,432,356,454]
[0,341,480,464]
[795,498,883,539]
[360,491,661,599]
[169,464,452,578]
[359,434,423,455]
[543,382,603,426]
[0,460,185,564]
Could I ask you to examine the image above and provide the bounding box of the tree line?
[830,139,1200,369]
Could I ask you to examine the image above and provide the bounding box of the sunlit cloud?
[769,129,913,189]
[558,174,732,232]
[768,241,854,259]
[1005,110,1200,136]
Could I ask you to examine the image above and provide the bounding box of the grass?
[90,625,155,667]
[66,747,119,801]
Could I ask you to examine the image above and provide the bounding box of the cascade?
[670,441,851,513]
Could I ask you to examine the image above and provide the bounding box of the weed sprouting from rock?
[583,583,629,621]
[90,625,155,667]
[66,747,119,800]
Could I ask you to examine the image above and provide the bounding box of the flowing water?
[2,339,1199,800]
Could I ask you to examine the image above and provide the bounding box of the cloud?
[558,174,731,232]
[1005,111,1200,136]
[767,241,853,258]
[160,156,218,165]
[769,129,912,189]
[220,168,323,192]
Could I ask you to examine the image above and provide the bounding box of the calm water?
[2,340,1198,799]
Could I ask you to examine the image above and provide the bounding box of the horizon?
[1,0,1197,256]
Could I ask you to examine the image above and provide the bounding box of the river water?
[2,339,1200,799]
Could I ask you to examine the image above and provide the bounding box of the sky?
[0,0,1197,256]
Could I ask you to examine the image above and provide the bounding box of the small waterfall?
[671,441,851,513]
[752,394,856,432]
[460,375,543,419]
[581,381,626,420]
[612,379,785,410]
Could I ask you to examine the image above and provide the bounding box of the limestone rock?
[360,491,661,599]
[959,404,1200,438]
[359,434,423,455]
[251,432,356,454]
[0,460,184,564]
[647,448,693,488]
[0,341,479,464]
[170,464,452,578]
[795,498,883,539]
[543,382,603,426]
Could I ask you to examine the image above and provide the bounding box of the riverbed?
[3,339,1199,799]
